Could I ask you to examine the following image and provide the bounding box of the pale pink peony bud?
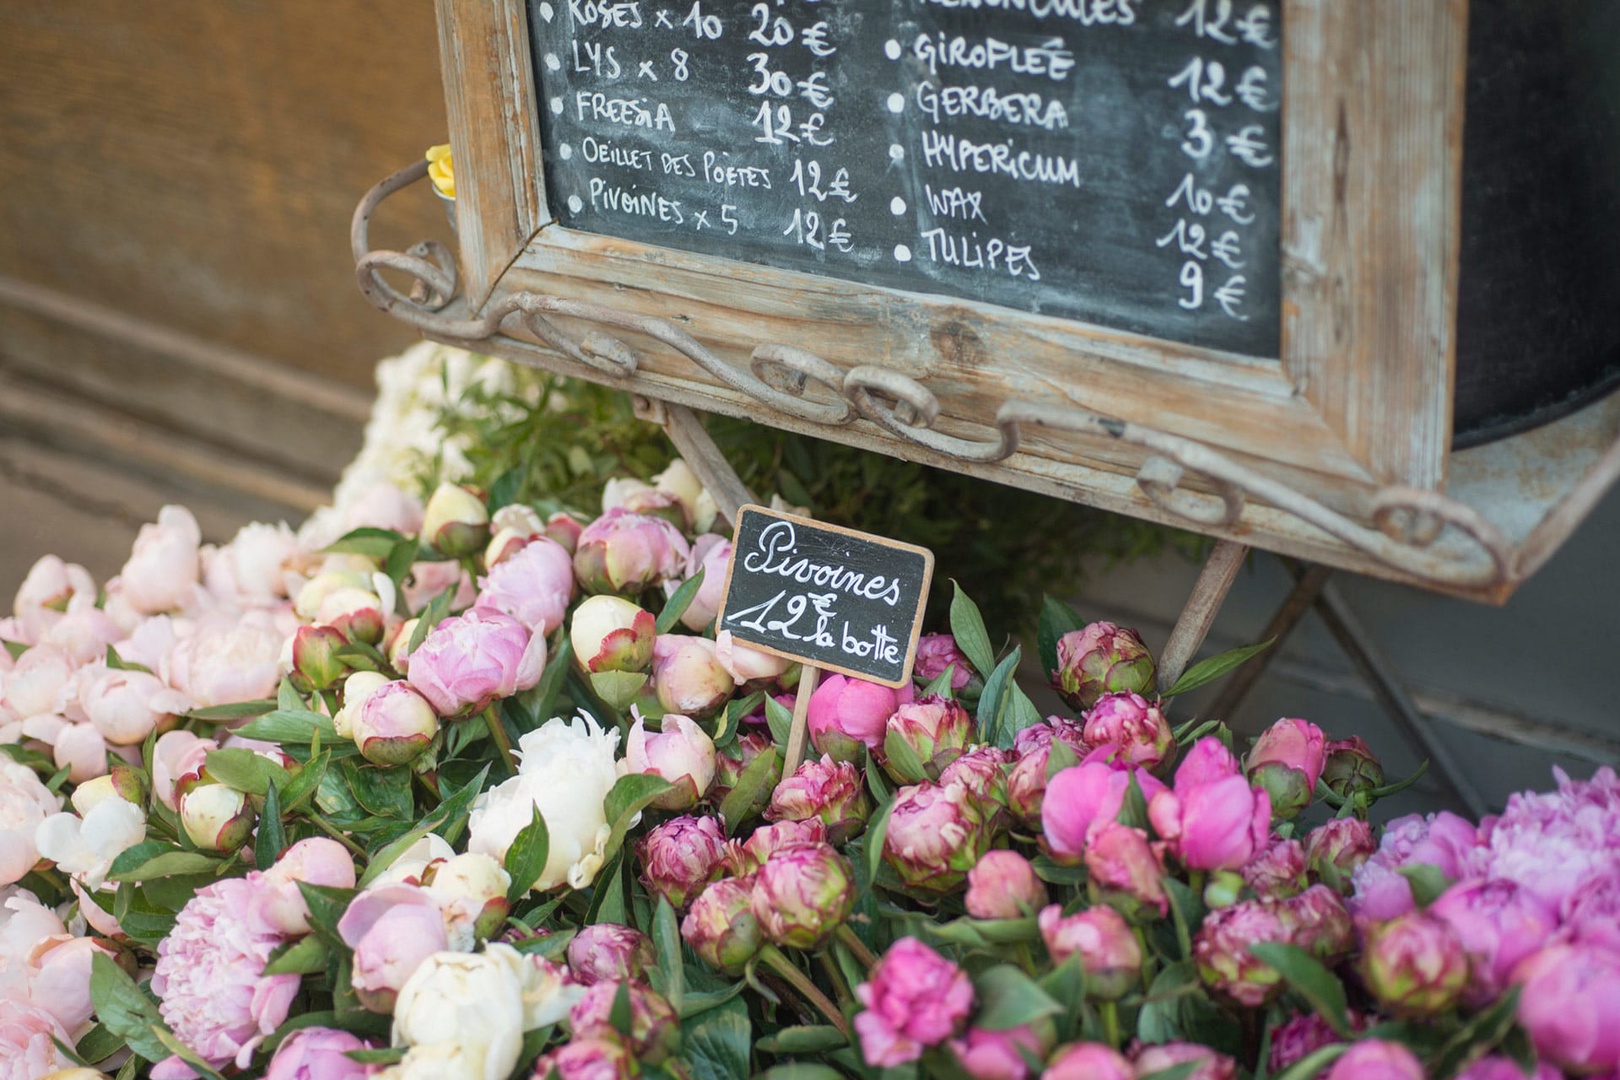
[1045,1042,1133,1080]
[639,814,727,909]
[1081,692,1173,769]
[854,937,975,1067]
[714,629,791,685]
[807,673,912,763]
[1245,717,1328,819]
[650,635,735,719]
[653,459,714,530]
[883,781,994,895]
[117,505,202,614]
[964,850,1048,920]
[475,537,575,636]
[264,1027,376,1080]
[256,837,357,936]
[750,841,855,950]
[421,483,490,557]
[573,507,691,596]
[546,511,585,552]
[766,754,870,845]
[669,535,732,632]
[1084,821,1169,919]
[337,885,449,1014]
[80,666,185,746]
[1359,910,1470,1017]
[314,585,387,646]
[626,712,716,810]
[1050,622,1154,711]
[351,680,439,765]
[566,924,655,985]
[1322,1040,1426,1080]
[484,503,547,568]
[424,851,511,947]
[179,783,256,853]
[883,694,973,782]
[569,981,679,1064]
[1038,904,1141,999]
[569,595,656,674]
[13,555,95,639]
[408,609,546,718]
[682,877,763,973]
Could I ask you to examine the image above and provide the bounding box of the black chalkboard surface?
[529,0,1281,358]
[716,506,933,687]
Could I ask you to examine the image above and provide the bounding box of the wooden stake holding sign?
[715,506,935,777]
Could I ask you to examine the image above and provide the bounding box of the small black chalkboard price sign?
[716,505,934,688]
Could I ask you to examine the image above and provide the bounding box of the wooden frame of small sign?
[715,505,934,773]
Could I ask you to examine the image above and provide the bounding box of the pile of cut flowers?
[1,463,1615,1080]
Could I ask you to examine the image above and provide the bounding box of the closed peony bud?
[964,850,1048,920]
[1321,736,1384,800]
[1149,766,1270,873]
[671,536,733,633]
[530,1038,637,1080]
[339,886,449,1014]
[546,511,585,552]
[1050,622,1155,711]
[912,633,978,693]
[639,814,727,909]
[1132,1043,1238,1080]
[948,1024,1051,1080]
[807,673,910,763]
[750,841,855,950]
[264,1027,374,1080]
[1194,897,1294,1006]
[351,680,440,765]
[570,595,656,676]
[1006,748,1056,829]
[1268,1012,1357,1075]
[683,877,763,973]
[626,712,716,810]
[766,754,870,845]
[566,924,655,985]
[178,782,255,853]
[291,625,349,690]
[1038,904,1141,999]
[316,585,388,646]
[1081,692,1173,769]
[424,852,512,948]
[569,981,679,1064]
[1045,1043,1133,1080]
[333,670,389,740]
[938,746,1014,811]
[854,937,975,1067]
[1323,1040,1426,1080]
[573,507,690,596]
[257,837,357,937]
[1245,717,1327,819]
[883,694,973,782]
[422,483,490,557]
[1304,818,1377,891]
[1360,911,1470,1017]
[1283,884,1355,965]
[1084,821,1168,919]
[484,503,546,567]
[723,819,826,877]
[408,609,545,718]
[650,635,735,719]
[713,630,791,685]
[883,781,994,895]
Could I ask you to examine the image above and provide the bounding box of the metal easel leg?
[632,396,757,525]
[1157,539,1251,694]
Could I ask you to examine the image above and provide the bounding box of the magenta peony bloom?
[566,924,655,986]
[1428,877,1557,1003]
[964,850,1048,921]
[854,937,974,1066]
[1043,762,1166,864]
[569,981,679,1064]
[1084,821,1169,919]
[475,536,575,636]
[948,1024,1050,1080]
[530,1037,637,1080]
[1172,737,1242,788]
[151,876,300,1073]
[1455,1056,1562,1080]
[1512,942,1620,1074]
[1050,622,1155,710]
[573,507,691,595]
[1149,774,1271,872]
[1081,692,1173,769]
[1131,1041,1237,1080]
[408,608,546,717]
[1267,1012,1354,1074]
[265,1026,377,1080]
[1044,1042,1134,1080]
[639,814,727,910]
[1323,1040,1426,1080]
[1038,904,1141,999]
[1244,717,1327,818]
[766,754,871,844]
[913,633,977,691]
[807,673,911,762]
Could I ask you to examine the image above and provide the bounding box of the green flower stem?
[305,810,369,859]
[1134,926,1157,986]
[759,944,850,1037]
[835,924,879,971]
[1099,999,1121,1049]
[819,950,854,1004]
[481,704,518,775]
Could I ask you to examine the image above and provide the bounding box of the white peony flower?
[389,944,579,1080]
[0,761,62,887]
[34,792,146,891]
[467,713,624,893]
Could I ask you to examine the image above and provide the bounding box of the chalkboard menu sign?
[716,506,934,687]
[528,0,1282,358]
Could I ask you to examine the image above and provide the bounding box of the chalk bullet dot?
[890,196,906,215]
[889,144,905,162]
[567,195,584,213]
[884,39,902,60]
[558,143,573,160]
[544,52,561,71]
[894,244,912,262]
[550,97,565,115]
[539,1,555,20]
[886,93,905,114]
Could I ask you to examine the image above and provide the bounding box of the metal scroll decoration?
[352,160,1514,590]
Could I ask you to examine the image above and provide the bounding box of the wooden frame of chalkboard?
[424,0,1488,590]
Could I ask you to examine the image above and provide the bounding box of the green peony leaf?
[234,709,337,745]
[181,699,276,722]
[652,897,687,1015]
[681,997,750,1080]
[658,566,706,633]
[204,748,290,796]
[1163,638,1274,699]
[1398,863,1455,908]
[602,773,676,865]
[755,1026,849,1054]
[255,781,285,871]
[1037,594,1086,683]
[718,746,781,836]
[975,647,1022,749]
[1247,941,1353,1038]
[948,581,997,681]
[264,936,331,976]
[323,527,409,559]
[505,804,552,901]
[973,964,1063,1031]
[90,952,171,1064]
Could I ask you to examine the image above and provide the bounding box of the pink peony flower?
[914,633,977,691]
[1173,737,1242,787]
[670,535,733,632]
[854,937,975,1066]
[682,877,763,974]
[1131,1041,1236,1080]
[1350,811,1484,921]
[625,712,716,810]
[1512,942,1620,1074]
[750,843,855,950]
[948,1024,1049,1080]
[79,666,187,746]
[883,781,993,895]
[1245,717,1328,819]
[1455,1056,1562,1080]
[11,555,95,644]
[336,885,450,1014]
[265,1026,378,1080]
[1038,904,1141,999]
[1242,838,1308,900]
[1050,622,1155,711]
[1084,821,1169,918]
[166,609,286,709]
[1429,878,1557,1004]
[1267,1012,1354,1074]
[0,760,61,886]
[807,673,911,762]
[1323,1040,1426,1080]
[1149,773,1271,872]
[572,507,691,596]
[475,537,575,636]
[1081,692,1173,769]
[569,981,678,1064]
[255,837,357,937]
[723,819,825,877]
[1045,1042,1133,1080]
[204,521,306,607]
[639,814,728,910]
[964,850,1048,921]
[883,695,973,780]
[117,505,202,614]
[530,1036,638,1080]
[566,924,655,985]
[1359,911,1470,1017]
[151,876,300,1073]
[649,635,735,720]
[765,754,870,845]
[408,609,546,717]
[1042,761,1166,864]
[0,997,75,1080]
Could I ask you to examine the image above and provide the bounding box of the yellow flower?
[426,144,455,199]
